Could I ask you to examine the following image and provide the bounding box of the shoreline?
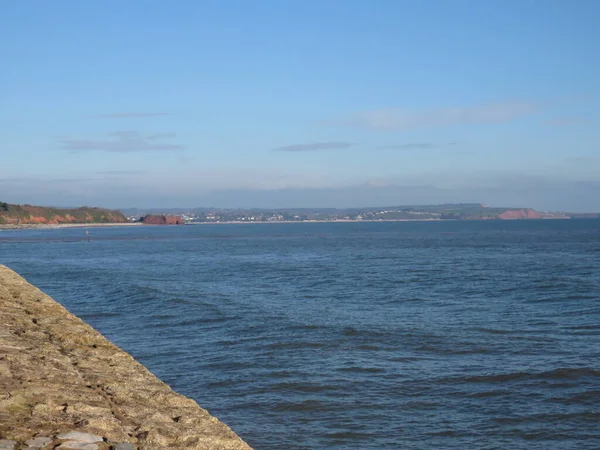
[186,218,449,225]
[175,217,571,224]
[0,216,576,230]
[0,219,451,230]
[0,222,144,230]
[0,265,252,449]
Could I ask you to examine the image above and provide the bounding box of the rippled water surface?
[1,220,600,449]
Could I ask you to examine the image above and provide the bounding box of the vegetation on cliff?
[0,201,126,225]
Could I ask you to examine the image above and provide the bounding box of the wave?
[493,411,600,425]
[287,323,324,332]
[324,432,374,440]
[356,344,382,351]
[552,390,600,405]
[468,390,511,398]
[416,345,492,355]
[272,400,338,412]
[265,341,327,350]
[456,367,600,384]
[566,324,600,330]
[467,327,517,335]
[79,312,121,319]
[267,382,339,393]
[337,366,384,374]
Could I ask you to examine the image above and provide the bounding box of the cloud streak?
[273,142,353,152]
[0,176,87,184]
[93,112,170,118]
[377,143,435,150]
[545,117,593,126]
[147,132,177,140]
[95,169,148,175]
[325,101,537,131]
[565,156,596,163]
[59,131,183,153]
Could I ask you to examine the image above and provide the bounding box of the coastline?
[0,216,576,230]
[185,218,450,225]
[181,217,570,224]
[0,265,252,449]
[0,219,447,229]
[0,222,144,230]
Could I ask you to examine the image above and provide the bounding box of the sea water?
[1,220,599,449]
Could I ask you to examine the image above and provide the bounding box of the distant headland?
[140,214,185,225]
[0,202,127,226]
[0,202,185,229]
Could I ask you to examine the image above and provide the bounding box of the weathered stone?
[0,440,17,450]
[114,444,136,450]
[0,393,30,417]
[56,431,103,443]
[25,436,53,447]
[57,443,99,450]
[122,426,136,436]
[0,265,252,449]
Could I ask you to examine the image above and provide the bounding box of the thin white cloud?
[325,101,537,131]
[564,156,596,163]
[273,142,353,152]
[544,117,594,126]
[147,133,177,140]
[95,169,148,175]
[59,131,183,153]
[377,143,435,150]
[93,112,170,118]
[0,176,86,184]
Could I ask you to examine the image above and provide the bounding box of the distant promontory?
[140,214,185,225]
[0,202,127,225]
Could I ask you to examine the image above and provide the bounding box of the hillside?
[121,203,596,223]
[0,202,127,225]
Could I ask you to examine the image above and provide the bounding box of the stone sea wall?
[0,265,252,450]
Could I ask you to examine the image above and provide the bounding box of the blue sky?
[1,0,599,210]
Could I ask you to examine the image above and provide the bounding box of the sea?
[1,220,599,449]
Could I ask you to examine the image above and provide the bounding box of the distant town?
[122,204,599,224]
[2,202,598,227]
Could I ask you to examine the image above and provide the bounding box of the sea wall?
[0,265,251,450]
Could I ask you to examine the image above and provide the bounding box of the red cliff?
[141,215,184,225]
[497,209,542,220]
[0,202,126,225]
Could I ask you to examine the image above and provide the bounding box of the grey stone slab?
[114,444,136,450]
[0,440,17,450]
[57,442,99,450]
[56,432,103,443]
[25,437,53,447]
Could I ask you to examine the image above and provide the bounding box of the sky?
[1,0,600,211]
